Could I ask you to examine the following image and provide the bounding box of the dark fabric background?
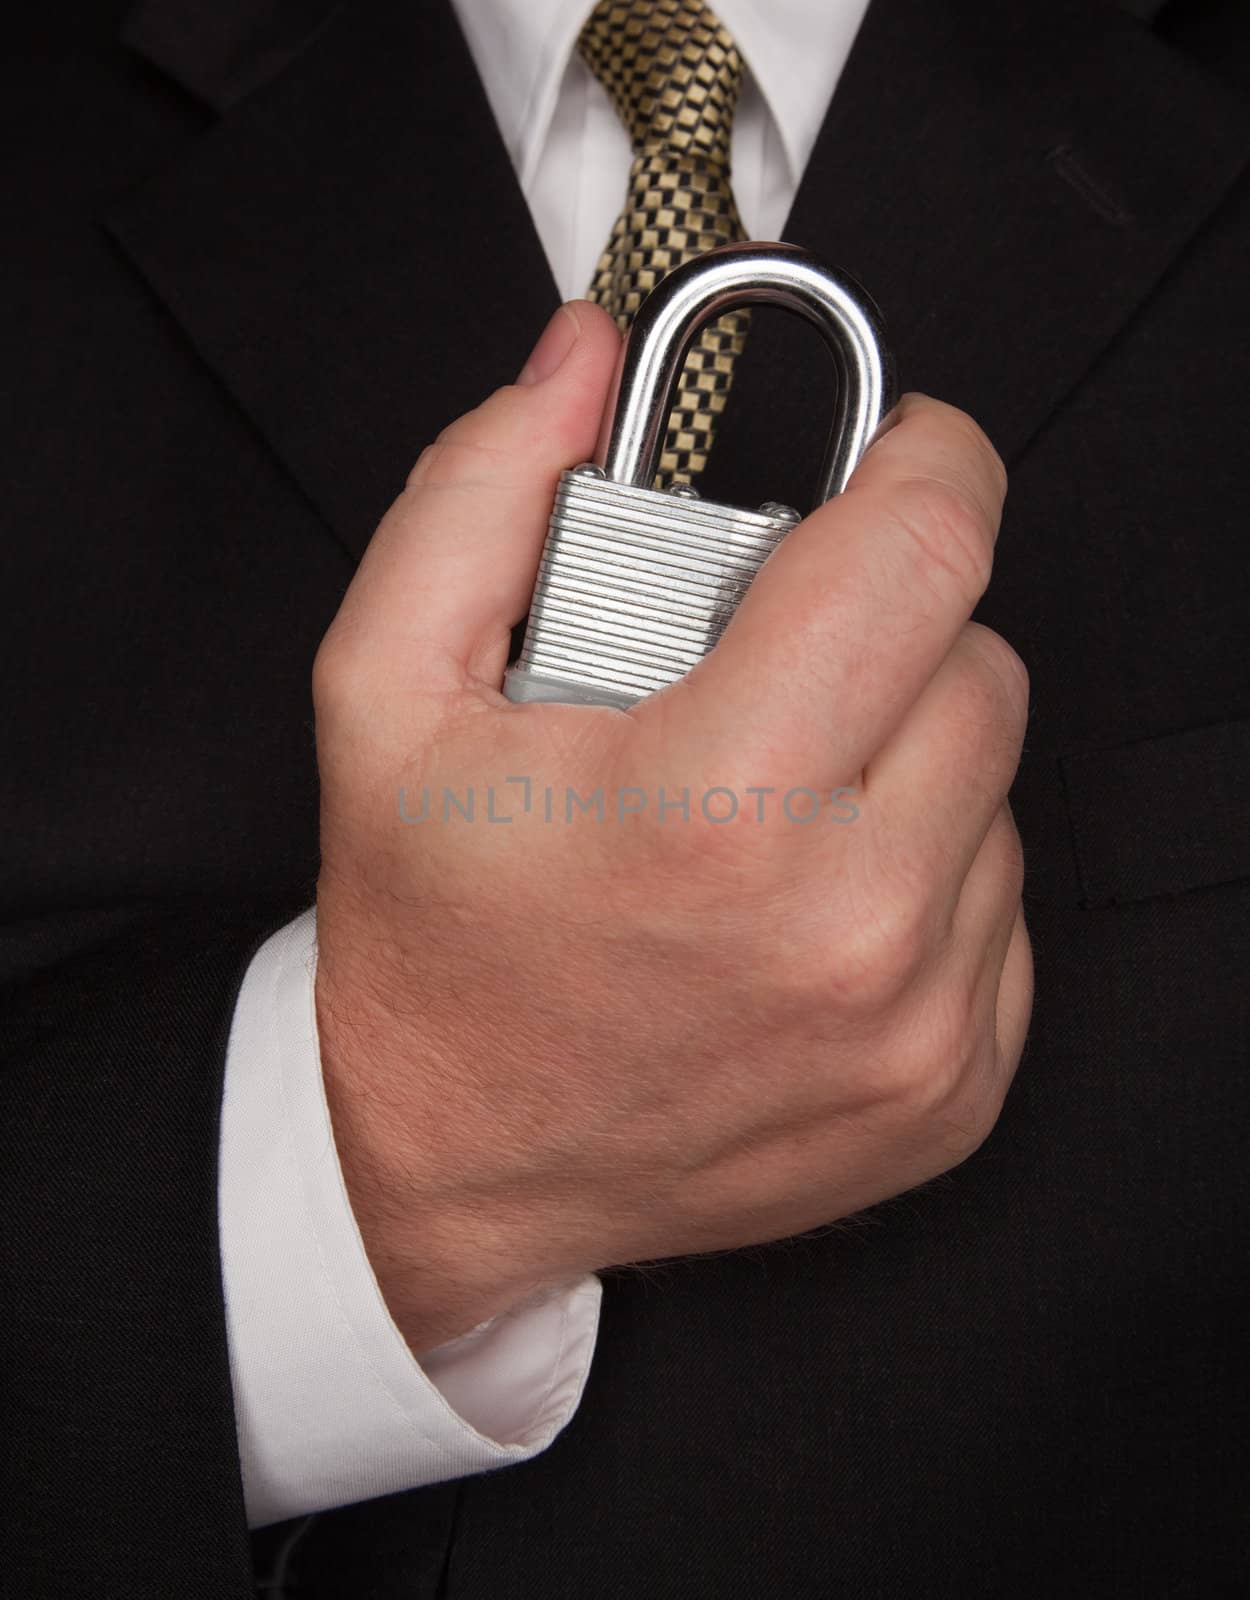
[1,1,1247,1595]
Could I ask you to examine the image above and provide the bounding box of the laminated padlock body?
[505,243,895,710]
[514,466,799,708]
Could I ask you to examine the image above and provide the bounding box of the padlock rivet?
[667,483,701,500]
[759,501,802,523]
[572,463,607,479]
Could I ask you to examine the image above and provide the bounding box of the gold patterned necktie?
[579,0,749,487]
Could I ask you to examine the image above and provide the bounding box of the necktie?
[579,0,749,487]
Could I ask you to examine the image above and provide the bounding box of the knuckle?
[947,407,1008,498]
[829,892,930,1015]
[405,428,509,493]
[892,996,991,1129]
[940,1050,1010,1161]
[753,934,839,1020]
[890,476,996,609]
[930,1085,1000,1165]
[752,887,933,1028]
[311,628,360,716]
[940,636,1030,794]
[994,814,1027,903]
[312,623,406,734]
[405,439,445,491]
[964,624,1030,726]
[947,657,1007,740]
[946,666,1029,771]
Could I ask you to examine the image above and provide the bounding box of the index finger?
[658,394,1008,784]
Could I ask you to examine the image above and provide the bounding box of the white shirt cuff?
[219,910,602,1528]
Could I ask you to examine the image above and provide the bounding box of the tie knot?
[578,0,745,163]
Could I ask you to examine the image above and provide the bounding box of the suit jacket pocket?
[1060,717,1250,907]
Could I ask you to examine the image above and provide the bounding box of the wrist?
[313,913,559,1355]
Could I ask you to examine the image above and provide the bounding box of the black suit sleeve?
[0,913,285,1600]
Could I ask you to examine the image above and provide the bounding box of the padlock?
[504,242,895,710]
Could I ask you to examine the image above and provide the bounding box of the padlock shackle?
[600,243,896,504]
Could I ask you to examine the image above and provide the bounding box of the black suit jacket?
[2,1,1248,1595]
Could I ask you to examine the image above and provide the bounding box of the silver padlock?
[504,243,895,710]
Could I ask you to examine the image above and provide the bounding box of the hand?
[312,301,1033,1354]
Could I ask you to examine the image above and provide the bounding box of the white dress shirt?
[221,0,870,1529]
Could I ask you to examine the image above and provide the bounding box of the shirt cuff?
[219,910,602,1528]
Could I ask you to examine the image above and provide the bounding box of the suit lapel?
[109,0,1248,552]
[119,0,344,112]
[704,0,1250,511]
[108,0,559,559]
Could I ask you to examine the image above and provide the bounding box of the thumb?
[322,300,621,704]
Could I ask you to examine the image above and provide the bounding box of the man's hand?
[312,301,1033,1355]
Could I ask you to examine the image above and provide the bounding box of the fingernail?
[517,304,581,386]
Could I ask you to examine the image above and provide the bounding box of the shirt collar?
[450,0,864,192]
[450,0,589,186]
[716,0,870,183]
